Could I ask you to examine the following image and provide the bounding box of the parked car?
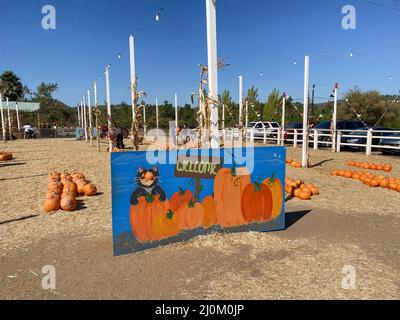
[283,122,303,141]
[378,132,400,155]
[310,120,366,145]
[340,127,394,151]
[246,121,280,139]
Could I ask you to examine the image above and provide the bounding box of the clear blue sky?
[1,0,399,107]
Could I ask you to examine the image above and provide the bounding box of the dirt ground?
[0,138,399,300]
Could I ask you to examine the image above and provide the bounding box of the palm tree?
[0,70,24,101]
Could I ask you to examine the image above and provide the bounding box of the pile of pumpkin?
[284,177,320,200]
[286,159,302,168]
[130,168,284,243]
[0,152,13,161]
[346,161,392,172]
[331,169,400,192]
[44,171,98,213]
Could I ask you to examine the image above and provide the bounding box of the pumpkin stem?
[231,162,237,176]
[145,194,155,203]
[270,172,276,184]
[178,187,185,195]
[166,210,174,220]
[254,182,262,192]
[188,200,196,208]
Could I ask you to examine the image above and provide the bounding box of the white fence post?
[263,126,267,144]
[313,130,318,150]
[250,128,254,142]
[336,131,341,152]
[276,129,280,145]
[294,129,298,148]
[366,129,373,155]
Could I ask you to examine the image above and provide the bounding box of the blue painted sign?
[111,146,286,256]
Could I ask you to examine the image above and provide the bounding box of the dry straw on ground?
[0,138,399,299]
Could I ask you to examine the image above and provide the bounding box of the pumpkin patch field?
[0,139,399,300]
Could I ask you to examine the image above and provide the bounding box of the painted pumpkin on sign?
[241,182,273,223]
[170,188,194,212]
[130,194,170,242]
[214,165,251,227]
[177,200,204,230]
[263,173,284,219]
[152,210,180,241]
[201,195,217,228]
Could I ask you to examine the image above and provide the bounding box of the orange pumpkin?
[214,166,251,227]
[43,197,61,213]
[201,196,217,228]
[130,195,169,242]
[60,194,78,211]
[241,182,273,223]
[83,183,97,196]
[263,174,283,219]
[170,188,194,212]
[177,200,204,230]
[152,210,180,240]
[63,181,77,196]
[76,180,89,195]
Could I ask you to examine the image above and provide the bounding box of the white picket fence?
[220,127,400,156]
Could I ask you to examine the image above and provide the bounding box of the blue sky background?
[1,0,399,107]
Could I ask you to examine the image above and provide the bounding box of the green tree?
[246,86,262,121]
[263,89,282,121]
[220,90,237,127]
[0,70,24,101]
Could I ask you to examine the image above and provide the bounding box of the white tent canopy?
[5,101,40,112]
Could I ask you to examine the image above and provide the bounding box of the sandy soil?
[0,138,399,300]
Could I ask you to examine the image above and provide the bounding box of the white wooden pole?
[7,98,11,141]
[238,75,243,141]
[281,93,286,146]
[332,83,338,152]
[0,94,5,141]
[94,80,100,152]
[105,64,113,153]
[16,102,20,131]
[156,98,159,139]
[245,100,249,141]
[302,55,310,168]
[80,100,84,128]
[77,103,81,127]
[94,81,98,107]
[206,0,219,149]
[175,93,178,131]
[129,34,136,124]
[143,103,146,137]
[88,89,93,145]
[222,104,225,140]
[83,95,88,141]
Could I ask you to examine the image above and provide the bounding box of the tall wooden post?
[238,75,243,141]
[206,0,219,149]
[83,95,88,141]
[94,80,100,152]
[16,102,20,131]
[105,64,113,153]
[87,89,93,146]
[302,55,310,168]
[156,98,159,140]
[281,93,286,146]
[0,94,5,141]
[129,34,137,140]
[7,98,12,141]
[332,82,339,152]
